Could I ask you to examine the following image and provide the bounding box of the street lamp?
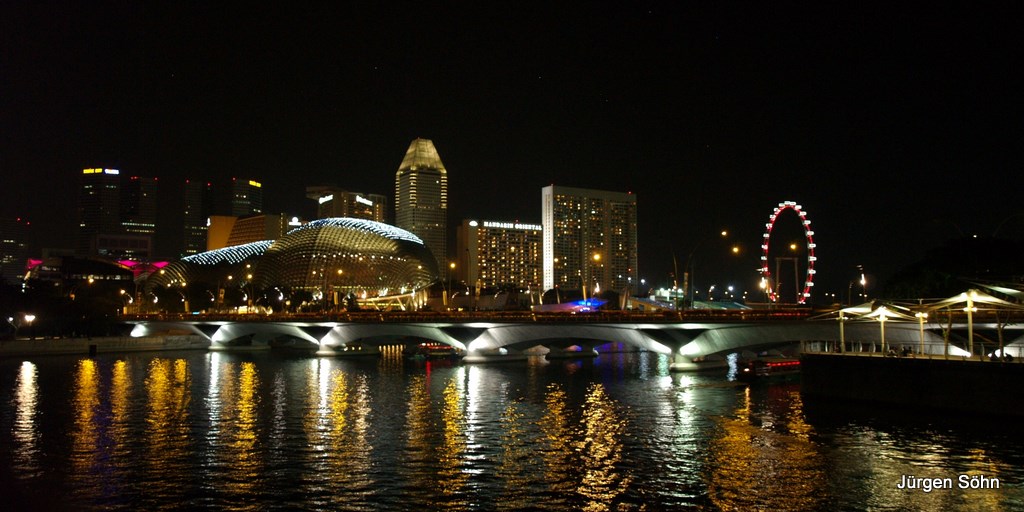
[24,314,36,340]
[119,289,134,315]
[915,311,928,355]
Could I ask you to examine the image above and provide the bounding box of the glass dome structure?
[143,219,438,297]
[256,218,438,294]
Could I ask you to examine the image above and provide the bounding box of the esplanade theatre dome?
[256,218,438,293]
[144,218,438,296]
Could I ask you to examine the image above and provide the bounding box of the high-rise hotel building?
[541,185,638,294]
[395,138,448,272]
[306,186,388,222]
[457,220,543,290]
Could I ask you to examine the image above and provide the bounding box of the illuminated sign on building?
[318,194,334,204]
[82,168,120,175]
[248,180,262,188]
[481,221,542,231]
[355,195,373,206]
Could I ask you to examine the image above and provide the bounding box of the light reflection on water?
[12,361,40,479]
[1,350,1023,510]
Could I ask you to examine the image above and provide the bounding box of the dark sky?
[3,2,1022,301]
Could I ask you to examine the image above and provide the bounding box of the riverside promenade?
[0,335,209,358]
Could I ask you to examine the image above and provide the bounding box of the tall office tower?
[231,178,263,216]
[77,168,122,255]
[121,176,158,237]
[183,179,215,256]
[542,185,638,295]
[306,186,388,222]
[457,219,543,290]
[0,216,31,284]
[395,138,448,272]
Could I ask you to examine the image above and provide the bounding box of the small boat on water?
[405,341,464,361]
[738,356,801,382]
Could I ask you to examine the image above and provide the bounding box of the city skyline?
[3,4,1022,299]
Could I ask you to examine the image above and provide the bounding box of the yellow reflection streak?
[575,384,632,512]
[343,374,374,492]
[71,359,100,483]
[958,447,1009,510]
[405,375,433,500]
[144,358,193,497]
[539,383,574,501]
[12,361,40,478]
[437,378,469,506]
[378,344,405,373]
[705,385,824,511]
[109,360,132,477]
[222,361,261,505]
[496,400,533,511]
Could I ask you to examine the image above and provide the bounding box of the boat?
[405,341,464,361]
[737,356,801,381]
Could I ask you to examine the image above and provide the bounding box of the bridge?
[126,304,1024,371]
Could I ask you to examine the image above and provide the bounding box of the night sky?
[3,3,1022,301]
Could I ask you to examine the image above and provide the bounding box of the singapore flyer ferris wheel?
[760,201,816,304]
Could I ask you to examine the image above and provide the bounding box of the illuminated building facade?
[231,178,263,216]
[306,186,388,222]
[541,185,638,294]
[395,138,447,274]
[457,219,542,290]
[183,179,214,256]
[0,216,30,284]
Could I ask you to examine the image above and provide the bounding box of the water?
[1,349,1021,511]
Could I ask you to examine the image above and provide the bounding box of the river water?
[1,348,1021,511]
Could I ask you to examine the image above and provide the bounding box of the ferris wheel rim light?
[761,200,817,304]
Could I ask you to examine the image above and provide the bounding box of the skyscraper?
[76,168,159,259]
[0,216,31,284]
[395,138,448,272]
[306,186,388,222]
[121,175,158,238]
[542,185,638,295]
[231,178,263,216]
[183,179,215,256]
[77,168,123,255]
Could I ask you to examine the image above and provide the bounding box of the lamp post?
[24,314,36,340]
[119,289,134,315]
[877,307,888,354]
[916,311,928,355]
[965,290,977,357]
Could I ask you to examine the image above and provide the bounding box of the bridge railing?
[123,308,815,324]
